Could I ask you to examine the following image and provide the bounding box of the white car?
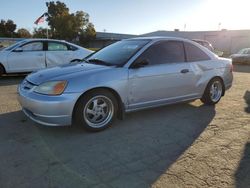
[0,39,93,76]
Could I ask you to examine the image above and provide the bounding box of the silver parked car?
[0,39,92,76]
[18,37,233,131]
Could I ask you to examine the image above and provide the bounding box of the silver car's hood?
[26,63,110,85]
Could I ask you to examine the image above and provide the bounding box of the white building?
[142,30,250,55]
[93,30,250,56]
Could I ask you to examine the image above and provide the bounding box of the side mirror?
[13,47,23,52]
[132,59,149,68]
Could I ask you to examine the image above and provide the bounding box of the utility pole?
[45,5,49,39]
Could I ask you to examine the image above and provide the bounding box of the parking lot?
[0,65,249,188]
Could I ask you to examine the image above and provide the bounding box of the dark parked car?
[230,48,250,65]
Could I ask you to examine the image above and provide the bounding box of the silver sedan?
[18,37,233,131]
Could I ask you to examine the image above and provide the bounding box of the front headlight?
[34,81,67,95]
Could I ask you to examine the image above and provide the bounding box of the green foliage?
[0,19,17,37]
[33,27,51,38]
[46,1,96,42]
[79,23,96,47]
[17,28,32,38]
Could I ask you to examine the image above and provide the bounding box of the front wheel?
[201,78,224,105]
[74,90,118,131]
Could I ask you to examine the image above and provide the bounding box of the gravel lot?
[0,65,249,188]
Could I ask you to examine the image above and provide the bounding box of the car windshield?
[86,39,150,66]
[4,40,27,51]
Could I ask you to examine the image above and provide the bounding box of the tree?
[46,1,96,41]
[17,28,32,38]
[33,27,50,38]
[0,19,16,37]
[79,23,96,47]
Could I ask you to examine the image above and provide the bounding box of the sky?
[1,0,250,35]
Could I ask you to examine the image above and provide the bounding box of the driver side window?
[21,42,43,51]
[136,41,185,66]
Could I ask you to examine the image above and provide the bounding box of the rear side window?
[48,42,68,51]
[138,41,185,65]
[184,42,211,62]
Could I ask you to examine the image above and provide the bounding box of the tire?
[201,78,224,105]
[0,65,5,76]
[73,89,118,131]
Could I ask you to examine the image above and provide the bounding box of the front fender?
[64,67,129,107]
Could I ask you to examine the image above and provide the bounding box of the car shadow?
[243,90,250,113]
[0,102,216,187]
[233,65,250,73]
[234,142,250,188]
[0,75,25,86]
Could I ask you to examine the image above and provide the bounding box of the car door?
[128,40,198,110]
[183,41,214,94]
[45,41,73,67]
[7,41,45,73]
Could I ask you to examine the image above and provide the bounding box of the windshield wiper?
[88,58,113,66]
[81,58,90,63]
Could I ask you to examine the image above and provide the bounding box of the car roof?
[125,36,196,43]
[125,36,210,47]
[22,38,67,43]
[16,38,92,51]
[192,39,210,43]
[20,38,86,48]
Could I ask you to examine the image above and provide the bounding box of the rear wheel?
[201,78,224,105]
[74,90,118,131]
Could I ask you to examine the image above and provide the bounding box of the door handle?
[180,69,189,74]
[37,54,43,56]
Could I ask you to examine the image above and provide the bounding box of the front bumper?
[18,85,81,126]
